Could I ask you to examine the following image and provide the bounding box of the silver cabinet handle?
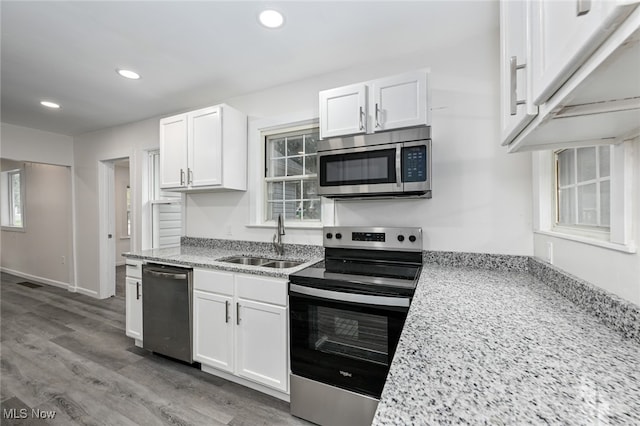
[136,281,140,300]
[188,168,193,185]
[509,56,526,116]
[126,263,139,268]
[358,106,365,131]
[236,302,240,325]
[577,0,591,16]
[225,300,230,323]
[395,145,402,188]
[180,169,185,186]
[375,103,381,128]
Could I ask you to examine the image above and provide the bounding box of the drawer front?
[125,260,143,279]
[236,274,287,306]
[194,268,234,295]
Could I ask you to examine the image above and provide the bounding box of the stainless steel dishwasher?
[142,263,193,363]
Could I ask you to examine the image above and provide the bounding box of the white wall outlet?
[225,226,233,237]
[546,242,553,264]
[61,255,66,264]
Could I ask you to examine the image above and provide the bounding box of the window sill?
[246,222,323,231]
[535,229,637,253]
[1,226,25,233]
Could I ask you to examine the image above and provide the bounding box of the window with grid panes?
[556,146,611,229]
[265,127,321,222]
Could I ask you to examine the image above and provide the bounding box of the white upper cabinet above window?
[159,104,247,191]
[319,70,430,139]
[500,0,640,152]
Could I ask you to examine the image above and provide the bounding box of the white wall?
[73,118,157,296]
[533,140,640,305]
[185,17,533,255]
[1,159,74,287]
[115,161,131,265]
[0,122,73,166]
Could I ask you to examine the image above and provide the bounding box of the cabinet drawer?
[194,268,234,295]
[236,274,287,306]
[125,260,142,279]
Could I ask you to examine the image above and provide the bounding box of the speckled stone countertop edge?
[529,257,640,343]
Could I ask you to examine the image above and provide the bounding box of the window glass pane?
[10,172,22,227]
[600,180,610,227]
[577,183,597,225]
[270,138,286,158]
[305,133,319,154]
[284,201,298,219]
[305,155,317,175]
[284,181,301,200]
[287,136,304,156]
[287,156,304,176]
[266,201,283,221]
[303,180,318,199]
[558,187,575,224]
[599,145,610,178]
[267,182,283,201]
[558,150,574,186]
[303,200,321,220]
[268,158,286,178]
[577,147,596,182]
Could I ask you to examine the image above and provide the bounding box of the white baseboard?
[0,267,70,289]
[73,286,100,298]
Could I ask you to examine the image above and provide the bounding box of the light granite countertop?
[373,264,640,425]
[122,244,322,278]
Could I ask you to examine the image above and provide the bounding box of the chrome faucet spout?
[273,214,285,255]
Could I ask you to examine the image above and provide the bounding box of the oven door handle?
[289,284,410,308]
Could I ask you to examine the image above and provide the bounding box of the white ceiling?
[1,1,497,137]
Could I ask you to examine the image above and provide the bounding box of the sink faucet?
[273,214,285,255]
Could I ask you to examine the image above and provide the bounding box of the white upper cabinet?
[319,70,430,139]
[530,0,635,105]
[319,83,368,138]
[159,104,247,191]
[500,0,640,151]
[372,71,429,132]
[500,0,538,144]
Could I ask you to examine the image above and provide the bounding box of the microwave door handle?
[289,284,410,308]
[396,145,402,189]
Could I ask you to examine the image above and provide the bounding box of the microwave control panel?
[402,145,427,182]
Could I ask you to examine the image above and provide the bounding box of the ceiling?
[1,1,497,137]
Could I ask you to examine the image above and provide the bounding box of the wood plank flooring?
[0,272,311,425]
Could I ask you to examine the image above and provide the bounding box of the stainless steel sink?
[220,256,303,269]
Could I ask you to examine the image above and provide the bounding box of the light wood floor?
[0,272,311,425]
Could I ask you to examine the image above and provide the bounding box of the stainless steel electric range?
[288,226,423,426]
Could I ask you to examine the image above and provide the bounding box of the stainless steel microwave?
[317,127,432,199]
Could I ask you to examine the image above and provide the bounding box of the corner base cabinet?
[125,260,143,345]
[193,269,289,394]
[159,104,247,192]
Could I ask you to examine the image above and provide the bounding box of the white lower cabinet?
[193,269,289,394]
[124,260,143,343]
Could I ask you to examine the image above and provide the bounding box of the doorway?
[98,157,130,299]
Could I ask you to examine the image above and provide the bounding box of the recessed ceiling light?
[117,69,141,80]
[40,101,61,109]
[259,9,284,29]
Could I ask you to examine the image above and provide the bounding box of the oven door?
[317,143,401,197]
[289,284,409,398]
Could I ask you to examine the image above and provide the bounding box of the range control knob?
[335,233,342,240]
[409,235,417,243]
[397,235,405,242]
[326,233,333,239]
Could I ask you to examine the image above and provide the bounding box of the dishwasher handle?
[144,269,189,280]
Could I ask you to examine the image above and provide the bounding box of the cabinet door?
[530,0,632,104]
[193,290,234,373]
[159,114,188,189]
[319,83,368,138]
[189,106,223,188]
[125,277,142,340]
[500,0,538,145]
[371,71,429,131]
[235,299,288,392]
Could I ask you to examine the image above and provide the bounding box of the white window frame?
[1,167,26,231]
[248,113,334,230]
[533,140,636,253]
